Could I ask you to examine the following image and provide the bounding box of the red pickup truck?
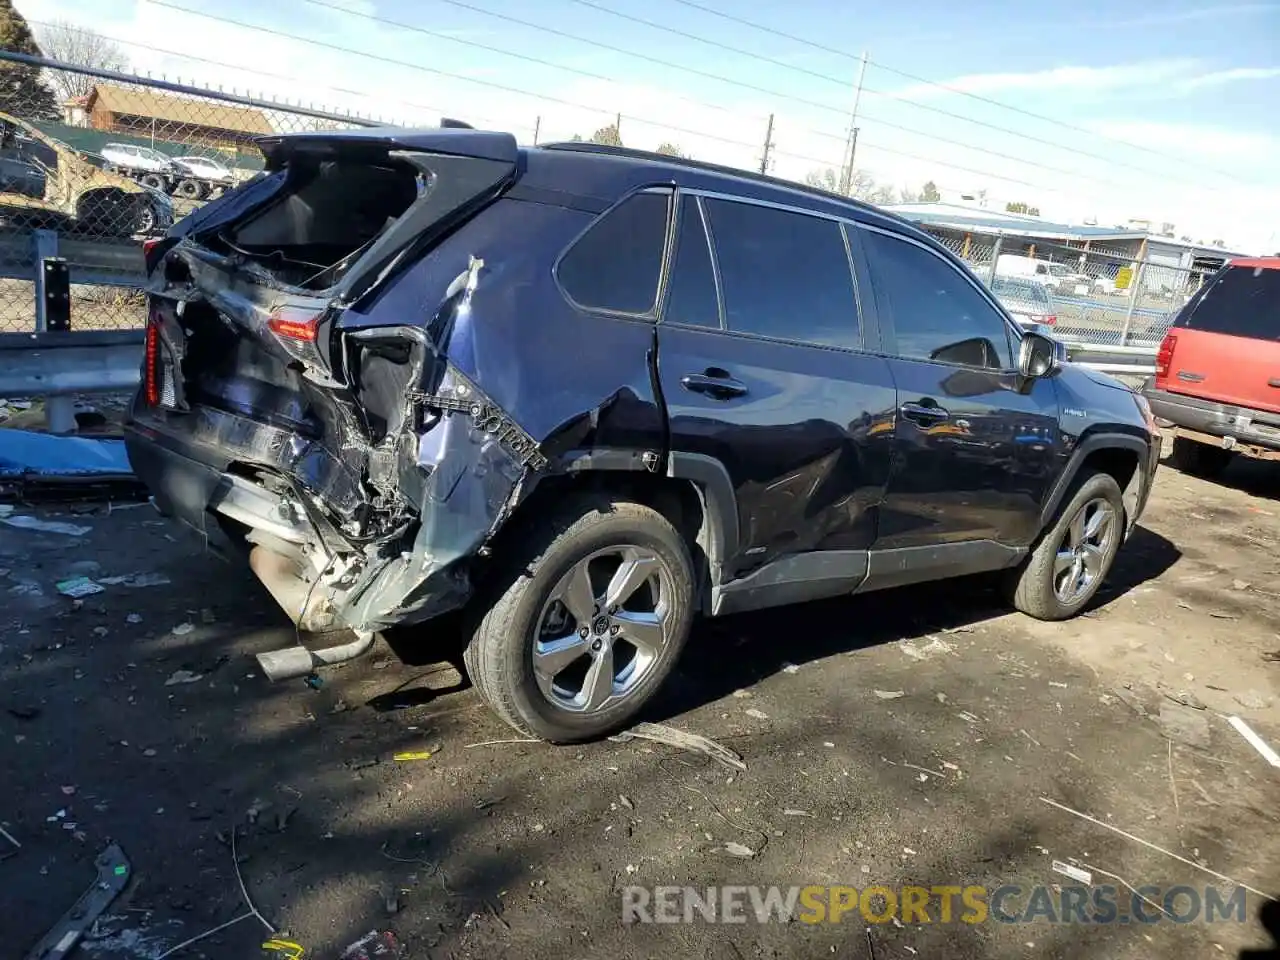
[1143,257,1280,477]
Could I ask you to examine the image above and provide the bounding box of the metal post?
[838,51,869,195]
[532,115,541,146]
[1119,259,1147,347]
[986,233,1003,285]
[614,111,621,143]
[759,113,774,174]
[32,230,77,435]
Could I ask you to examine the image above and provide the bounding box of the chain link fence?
[926,228,1207,347]
[0,52,390,332]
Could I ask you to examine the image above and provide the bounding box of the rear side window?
[558,191,670,315]
[663,196,720,328]
[702,198,860,349]
[1178,265,1280,340]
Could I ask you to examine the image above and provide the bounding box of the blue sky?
[17,0,1280,249]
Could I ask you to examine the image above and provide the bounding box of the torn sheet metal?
[24,843,130,960]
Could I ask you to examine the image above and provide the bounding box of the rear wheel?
[174,178,203,200]
[1169,436,1233,478]
[1007,470,1124,621]
[463,492,695,742]
[138,173,167,191]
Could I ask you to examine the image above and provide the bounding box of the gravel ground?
[2,450,1278,959]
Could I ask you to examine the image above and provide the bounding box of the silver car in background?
[990,275,1058,330]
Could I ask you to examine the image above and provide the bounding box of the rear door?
[655,192,896,582]
[859,225,1061,549]
[1156,262,1280,413]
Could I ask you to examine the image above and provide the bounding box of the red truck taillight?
[1155,332,1178,379]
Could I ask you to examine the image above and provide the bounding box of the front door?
[858,225,1061,549]
[655,192,897,581]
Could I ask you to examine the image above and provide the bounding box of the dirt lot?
[2,451,1279,959]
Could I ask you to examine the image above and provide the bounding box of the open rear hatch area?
[127,128,538,636]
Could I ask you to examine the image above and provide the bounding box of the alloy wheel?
[1053,497,1116,604]
[532,545,673,714]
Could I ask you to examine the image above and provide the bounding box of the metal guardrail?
[0,329,142,398]
[0,230,144,287]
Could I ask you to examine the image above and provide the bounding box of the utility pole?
[759,113,774,174]
[838,51,869,196]
[615,111,622,143]
[532,115,541,145]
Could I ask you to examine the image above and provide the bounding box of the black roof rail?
[537,140,884,218]
[440,118,474,129]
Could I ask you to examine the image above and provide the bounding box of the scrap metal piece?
[24,843,130,960]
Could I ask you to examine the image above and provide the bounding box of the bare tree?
[805,167,893,205]
[655,142,687,158]
[35,21,129,101]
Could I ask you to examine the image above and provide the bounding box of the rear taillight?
[1156,332,1178,378]
[142,238,162,257]
[143,303,160,406]
[267,307,320,342]
[1044,315,1057,325]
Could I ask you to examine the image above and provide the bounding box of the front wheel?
[1007,470,1124,621]
[463,493,695,742]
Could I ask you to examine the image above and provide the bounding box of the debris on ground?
[1262,649,1280,663]
[126,613,142,624]
[1157,703,1211,748]
[744,708,770,720]
[1226,715,1280,769]
[610,721,747,772]
[874,690,906,700]
[55,576,104,598]
[1051,860,1092,884]
[170,622,195,636]
[98,572,171,588]
[7,706,41,721]
[723,841,756,858]
[618,794,634,810]
[899,637,956,661]
[1233,690,1270,710]
[781,662,800,674]
[1164,690,1206,710]
[392,750,433,762]
[1,515,92,537]
[164,670,203,686]
[339,930,403,959]
[21,844,130,960]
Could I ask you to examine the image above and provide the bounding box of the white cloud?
[1178,66,1280,90]
[888,60,1197,101]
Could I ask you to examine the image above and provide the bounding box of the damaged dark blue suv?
[125,127,1159,741]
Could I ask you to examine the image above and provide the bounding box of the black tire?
[1169,436,1232,478]
[134,204,156,236]
[139,173,166,191]
[1007,469,1125,621]
[174,178,203,200]
[463,492,695,743]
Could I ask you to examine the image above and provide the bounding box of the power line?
[644,0,1244,179]
[137,3,1230,214]
[299,0,1142,196]
[28,19,527,133]
[563,0,856,89]
[303,0,1225,198]
[865,58,1241,178]
[299,0,766,125]
[146,3,769,152]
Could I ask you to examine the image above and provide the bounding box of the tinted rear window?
[1178,265,1280,339]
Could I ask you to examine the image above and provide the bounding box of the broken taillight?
[267,307,320,342]
[1155,331,1178,379]
[143,302,160,406]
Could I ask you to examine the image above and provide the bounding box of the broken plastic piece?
[22,843,130,960]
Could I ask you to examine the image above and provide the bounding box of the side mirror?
[1018,330,1061,379]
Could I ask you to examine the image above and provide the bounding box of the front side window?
[863,229,1013,370]
[702,198,859,349]
[557,191,670,315]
